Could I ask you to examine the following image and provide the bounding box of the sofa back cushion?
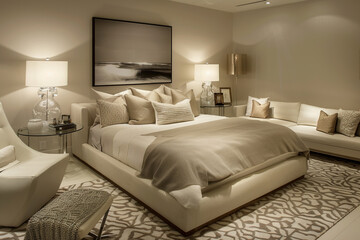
[269,101,301,122]
[297,104,338,126]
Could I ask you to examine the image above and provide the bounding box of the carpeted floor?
[1,154,360,240]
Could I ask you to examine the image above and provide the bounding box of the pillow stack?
[92,85,199,127]
[315,109,360,137]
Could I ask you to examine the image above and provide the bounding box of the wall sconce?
[227,54,246,105]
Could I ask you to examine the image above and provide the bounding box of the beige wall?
[233,0,360,110]
[0,0,233,131]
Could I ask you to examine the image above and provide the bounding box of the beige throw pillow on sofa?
[152,99,194,125]
[336,109,360,137]
[130,87,161,102]
[125,94,155,125]
[246,96,269,116]
[316,110,338,134]
[250,100,270,119]
[97,98,129,127]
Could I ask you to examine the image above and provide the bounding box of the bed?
[71,102,308,235]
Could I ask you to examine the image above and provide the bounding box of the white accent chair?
[0,102,69,227]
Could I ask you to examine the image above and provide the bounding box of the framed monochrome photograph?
[220,87,232,104]
[92,17,172,86]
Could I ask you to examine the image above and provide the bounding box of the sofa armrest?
[234,105,247,117]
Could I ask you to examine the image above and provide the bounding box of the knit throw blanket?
[25,189,111,240]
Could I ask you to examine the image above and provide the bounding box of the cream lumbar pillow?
[152,99,194,125]
[125,94,155,125]
[0,145,20,172]
[316,110,338,134]
[336,109,360,137]
[97,97,129,127]
[171,89,200,117]
[250,100,270,119]
[246,96,269,116]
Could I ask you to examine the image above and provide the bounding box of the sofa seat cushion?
[290,125,360,151]
[239,116,298,128]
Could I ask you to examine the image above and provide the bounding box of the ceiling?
[167,0,309,13]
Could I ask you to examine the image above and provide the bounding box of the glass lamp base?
[200,82,214,106]
[33,95,61,123]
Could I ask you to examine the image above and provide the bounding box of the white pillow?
[91,88,132,100]
[246,96,269,116]
[152,99,194,125]
[0,145,19,172]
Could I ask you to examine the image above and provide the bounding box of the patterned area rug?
[1,154,360,240]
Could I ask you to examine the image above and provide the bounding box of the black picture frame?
[92,17,172,86]
[214,93,224,105]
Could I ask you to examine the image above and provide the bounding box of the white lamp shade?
[26,61,68,87]
[194,64,219,82]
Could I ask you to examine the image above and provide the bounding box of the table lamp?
[26,60,68,123]
[194,64,219,106]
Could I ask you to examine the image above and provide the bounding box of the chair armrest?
[234,105,247,117]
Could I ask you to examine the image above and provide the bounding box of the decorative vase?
[27,119,44,132]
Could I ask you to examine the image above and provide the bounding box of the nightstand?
[17,125,83,153]
[200,104,232,116]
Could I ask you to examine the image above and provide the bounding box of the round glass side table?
[17,125,83,154]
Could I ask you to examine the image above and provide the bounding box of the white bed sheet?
[89,115,226,208]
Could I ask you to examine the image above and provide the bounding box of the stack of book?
[49,123,76,131]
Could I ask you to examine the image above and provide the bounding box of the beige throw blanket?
[140,118,309,193]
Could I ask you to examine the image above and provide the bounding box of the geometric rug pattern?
[1,154,360,240]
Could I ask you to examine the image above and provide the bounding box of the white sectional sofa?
[234,101,360,161]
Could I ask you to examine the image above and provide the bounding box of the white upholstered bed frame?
[71,103,308,235]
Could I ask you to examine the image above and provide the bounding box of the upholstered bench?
[25,189,114,240]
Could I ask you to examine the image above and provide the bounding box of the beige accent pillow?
[357,124,360,136]
[250,100,270,119]
[336,109,360,137]
[130,87,161,102]
[91,89,132,126]
[246,96,269,116]
[97,98,129,127]
[171,89,200,117]
[163,85,172,96]
[316,110,338,134]
[152,99,194,125]
[158,92,173,104]
[125,94,155,125]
